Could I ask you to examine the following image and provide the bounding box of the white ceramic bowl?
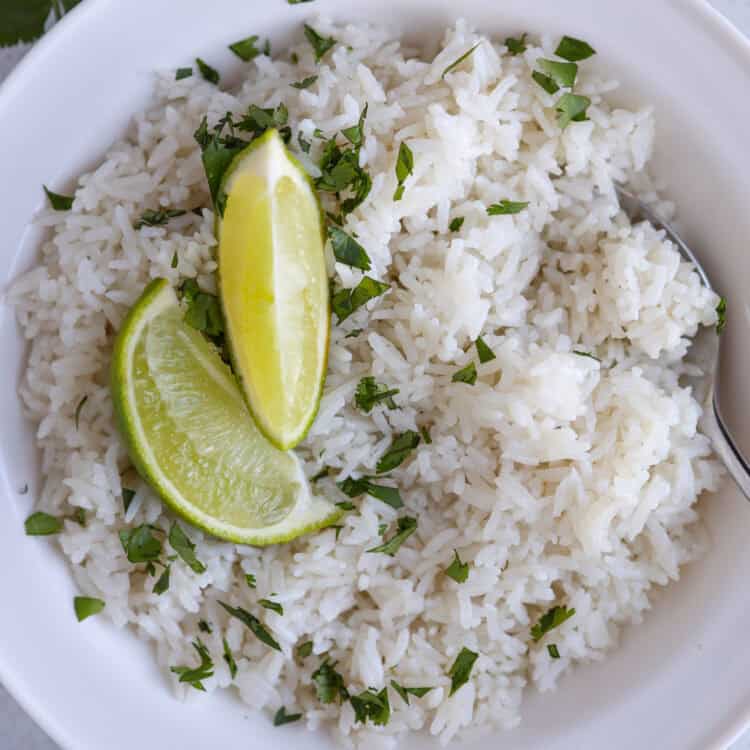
[1,1,750,748]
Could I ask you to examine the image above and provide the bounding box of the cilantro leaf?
[223,637,238,679]
[134,208,186,229]
[554,36,596,62]
[229,35,261,61]
[452,361,477,385]
[532,70,559,95]
[341,103,368,147]
[448,647,479,695]
[376,430,420,473]
[259,599,284,616]
[572,350,601,362]
[449,217,465,232]
[198,620,212,633]
[43,185,74,211]
[393,142,414,201]
[547,643,560,659]
[442,41,481,78]
[536,59,578,88]
[716,296,727,334]
[311,659,348,703]
[419,425,432,444]
[304,24,336,62]
[389,680,433,705]
[0,0,52,46]
[72,395,88,429]
[170,638,214,691]
[487,200,529,215]
[196,57,220,84]
[505,33,527,56]
[354,376,399,413]
[445,550,469,583]
[297,641,313,659]
[274,706,303,726]
[119,525,162,563]
[555,93,591,129]
[122,488,135,514]
[71,507,86,527]
[329,227,371,270]
[311,467,330,482]
[74,596,105,622]
[153,564,171,595]
[297,131,312,153]
[367,516,417,556]
[218,601,281,651]
[350,687,390,726]
[338,476,403,509]
[290,75,318,89]
[176,67,193,80]
[288,0,315,3]
[331,277,389,322]
[335,501,355,511]
[475,336,496,363]
[180,279,225,340]
[245,573,257,588]
[530,605,576,642]
[168,522,206,574]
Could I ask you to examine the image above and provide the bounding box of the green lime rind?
[216,128,330,451]
[110,278,342,545]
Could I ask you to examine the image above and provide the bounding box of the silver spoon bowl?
[615,186,750,499]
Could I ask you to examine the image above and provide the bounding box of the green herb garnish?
[245,573,257,588]
[297,131,312,153]
[338,476,403,509]
[304,24,336,62]
[198,620,212,633]
[134,208,186,229]
[335,501,355,511]
[74,596,105,622]
[475,336,496,363]
[419,425,432,444]
[449,217,465,231]
[72,396,88,429]
[716,297,727,334]
[331,277,389,322]
[376,430,420,473]
[168,522,206,574]
[572,350,601,362]
[119,525,162,564]
[532,71,559,94]
[176,67,193,80]
[259,599,284,616]
[350,687,390,726]
[505,33,527,55]
[229,35,261,61]
[297,640,314,659]
[354,376,399,413]
[341,103,368,147]
[390,680,433,705]
[315,133,372,213]
[290,75,318,89]
[329,227,371,270]
[448,647,478,695]
[311,467,330,482]
[274,706,303,726]
[153,565,171,595]
[218,601,281,651]
[312,659,348,703]
[43,185,74,211]
[196,57,220,84]
[180,279,225,340]
[170,638,214,691]
[393,142,414,201]
[237,103,291,142]
[554,36,596,62]
[452,362,477,385]
[487,200,529,215]
[223,637,238,679]
[367,516,417,556]
[445,550,469,583]
[547,643,560,659]
[442,41,481,78]
[288,0,315,3]
[71,507,86,527]
[1,0,80,47]
[555,93,590,129]
[122,488,135,514]
[530,605,576,642]
[536,59,577,88]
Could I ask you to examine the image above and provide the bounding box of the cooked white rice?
[8,18,724,748]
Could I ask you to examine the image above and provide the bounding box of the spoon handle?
[702,393,750,500]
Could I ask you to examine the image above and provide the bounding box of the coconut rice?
[8,18,724,748]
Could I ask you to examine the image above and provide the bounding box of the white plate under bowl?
[1,1,749,748]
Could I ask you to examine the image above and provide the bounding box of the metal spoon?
[615,186,750,499]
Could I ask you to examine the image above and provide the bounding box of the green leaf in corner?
[170,638,214,691]
[354,376,399,413]
[389,680,433,705]
[487,200,529,216]
[122,488,135,514]
[393,141,414,201]
[350,687,390,726]
[311,659,348,703]
[0,0,52,47]
[716,296,727,334]
[555,93,591,129]
[290,75,318,90]
[176,67,193,80]
[329,227,371,270]
[168,522,206,574]
[134,208,186,229]
[475,336,496,363]
[196,57,220,84]
[304,24,336,62]
[24,511,62,536]
[274,706,303,726]
[245,573,257,588]
[366,516,417,556]
[153,564,171,595]
[218,601,281,651]
[375,430,421,474]
[504,33,527,56]
[449,216,465,232]
[229,35,262,61]
[452,361,477,385]
[441,41,481,78]
[297,640,314,659]
[448,646,479,695]
[547,643,560,659]
[259,598,284,616]
[341,103,368,147]
[532,70,560,95]
[536,59,578,88]
[554,36,596,62]
[223,637,238,679]
[331,277,389,322]
[445,549,469,583]
[530,604,576,642]
[338,476,403,509]
[119,524,162,564]
[179,279,225,340]
[74,596,105,622]
[43,185,74,211]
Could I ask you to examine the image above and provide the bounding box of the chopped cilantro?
[354,376,399,413]
[179,279,224,340]
[555,93,591,129]
[168,522,206,574]
[288,0,315,3]
[153,564,171,595]
[532,70,559,94]
[393,142,414,201]
[273,706,303,726]
[716,297,727,334]
[196,57,220,85]
[448,647,479,695]
[198,620,212,633]
[350,687,390,726]
[335,501,355,511]
[366,516,417,556]
[554,36,596,62]
[338,476,403,509]
[218,601,281,651]
[237,103,291,142]
[536,58,578,88]
[304,24,336,62]
[547,643,560,659]
[229,35,261,61]
[378,523,388,537]
[176,67,193,80]
[297,640,314,659]
[74,596,105,622]
[475,336,496,363]
[390,680,433,705]
[170,638,214,691]
[43,185,74,211]
[223,637,238,679]
[505,33,528,55]
[312,659,348,703]
[331,277,389,322]
[375,430,420,473]
[445,550,469,583]
[1,0,68,46]
[74,395,87,429]
[134,208,186,229]
[245,573,257,588]
[572,350,601,362]
[341,103,368,147]
[311,467,330,482]
[345,328,363,339]
[259,599,284,616]
[122,488,135,514]
[442,41,481,78]
[171,251,178,268]
[71,507,86,527]
[419,425,432,444]
[119,525,162,564]
[290,74,318,89]
[530,605,576,642]
[487,200,529,215]
[297,131,312,153]
[452,361,477,385]
[329,227,371,270]
[449,217,465,231]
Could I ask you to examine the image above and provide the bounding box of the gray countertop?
[2,1,750,748]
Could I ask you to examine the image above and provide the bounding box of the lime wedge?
[217,129,329,451]
[110,278,341,545]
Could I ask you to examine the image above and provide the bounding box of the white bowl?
[1,1,749,748]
